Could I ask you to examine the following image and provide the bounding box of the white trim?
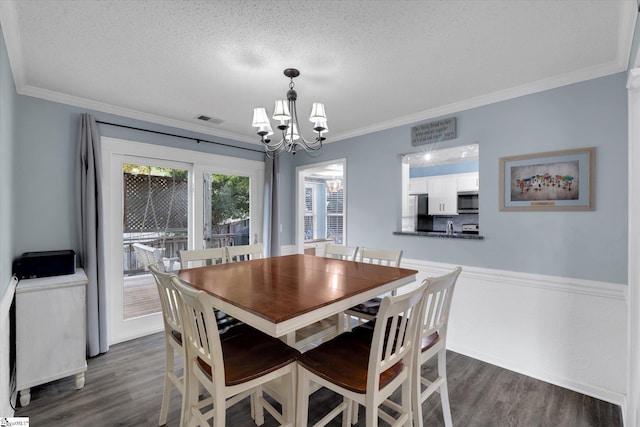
[626,66,640,427]
[19,84,258,144]
[333,61,627,142]
[400,258,628,407]
[0,275,18,417]
[619,1,638,70]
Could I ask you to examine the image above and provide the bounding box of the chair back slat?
[422,267,462,338]
[179,248,227,268]
[367,281,428,395]
[359,247,402,267]
[324,244,359,261]
[149,265,182,334]
[225,243,264,262]
[171,276,226,384]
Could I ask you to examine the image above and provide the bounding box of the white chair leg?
[438,350,453,427]
[342,397,352,427]
[214,390,226,427]
[401,374,412,427]
[413,360,424,427]
[253,387,264,426]
[296,366,310,427]
[352,401,359,424]
[284,368,297,426]
[159,340,173,425]
[184,360,199,427]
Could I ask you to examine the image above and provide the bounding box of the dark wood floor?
[15,331,622,426]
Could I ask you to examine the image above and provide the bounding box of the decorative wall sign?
[499,147,595,211]
[411,117,457,146]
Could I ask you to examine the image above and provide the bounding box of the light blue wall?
[13,96,263,257]
[293,73,628,284]
[0,24,16,298]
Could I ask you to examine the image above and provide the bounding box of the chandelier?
[251,68,328,158]
[326,179,342,193]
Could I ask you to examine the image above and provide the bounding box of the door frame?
[295,158,347,254]
[102,137,264,344]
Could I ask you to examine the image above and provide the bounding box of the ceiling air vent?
[194,114,224,124]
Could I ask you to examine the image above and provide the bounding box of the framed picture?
[499,147,595,211]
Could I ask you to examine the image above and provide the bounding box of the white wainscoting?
[1,275,18,417]
[281,246,628,405]
[401,258,628,407]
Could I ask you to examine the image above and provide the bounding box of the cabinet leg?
[75,372,85,389]
[19,388,31,407]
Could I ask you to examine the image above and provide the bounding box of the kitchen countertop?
[393,231,484,240]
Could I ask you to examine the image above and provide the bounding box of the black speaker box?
[12,250,76,279]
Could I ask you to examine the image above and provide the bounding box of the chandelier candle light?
[252,68,328,157]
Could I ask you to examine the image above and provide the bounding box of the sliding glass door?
[103,138,264,344]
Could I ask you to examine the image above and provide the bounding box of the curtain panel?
[263,156,280,257]
[76,113,108,357]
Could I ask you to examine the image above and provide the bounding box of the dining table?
[177,253,418,343]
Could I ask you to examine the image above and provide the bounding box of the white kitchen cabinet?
[457,172,480,191]
[427,175,458,215]
[408,177,429,194]
[16,269,88,406]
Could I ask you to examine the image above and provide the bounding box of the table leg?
[285,331,296,347]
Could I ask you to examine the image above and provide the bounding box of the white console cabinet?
[16,269,88,406]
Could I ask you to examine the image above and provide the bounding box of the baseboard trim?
[448,341,626,407]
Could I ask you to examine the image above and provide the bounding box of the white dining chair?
[225,243,264,262]
[290,244,360,351]
[296,280,429,427]
[134,242,180,272]
[171,275,299,427]
[148,265,186,426]
[323,243,359,261]
[413,267,462,427]
[178,247,227,268]
[179,247,241,333]
[344,247,403,329]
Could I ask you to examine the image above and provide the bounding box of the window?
[304,186,315,241]
[326,188,343,244]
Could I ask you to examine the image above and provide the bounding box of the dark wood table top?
[178,254,417,337]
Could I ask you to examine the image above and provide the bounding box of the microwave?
[457,191,479,213]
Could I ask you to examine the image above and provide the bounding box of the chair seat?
[348,297,382,315]
[297,331,403,394]
[421,331,440,352]
[197,324,300,386]
[353,320,440,352]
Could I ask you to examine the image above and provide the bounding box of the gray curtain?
[76,113,108,357]
[263,156,280,257]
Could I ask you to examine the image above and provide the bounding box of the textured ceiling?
[0,0,636,144]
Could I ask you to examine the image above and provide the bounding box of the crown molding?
[2,0,635,146]
[331,60,628,143]
[19,84,258,144]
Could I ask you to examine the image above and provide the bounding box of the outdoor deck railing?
[123,233,242,275]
